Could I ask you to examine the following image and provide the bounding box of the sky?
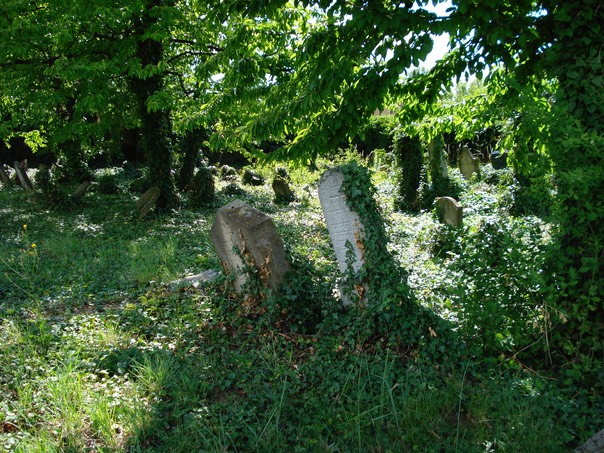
[420,1,452,69]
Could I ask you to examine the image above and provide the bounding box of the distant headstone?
[210,199,290,293]
[318,169,367,305]
[490,151,508,169]
[459,146,480,180]
[73,181,91,200]
[13,161,33,191]
[0,164,12,187]
[435,196,463,227]
[272,177,295,203]
[136,186,160,218]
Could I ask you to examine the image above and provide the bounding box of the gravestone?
[272,177,295,203]
[0,165,12,187]
[318,169,367,305]
[210,199,290,293]
[13,161,33,191]
[73,181,91,200]
[435,196,463,227]
[459,146,480,180]
[490,151,508,169]
[136,186,160,218]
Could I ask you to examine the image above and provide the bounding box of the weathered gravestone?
[13,161,33,191]
[73,181,91,200]
[136,186,161,218]
[435,196,463,227]
[0,164,12,188]
[210,199,290,293]
[272,177,295,203]
[459,146,480,180]
[318,169,368,305]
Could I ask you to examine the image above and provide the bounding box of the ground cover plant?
[1,158,601,452]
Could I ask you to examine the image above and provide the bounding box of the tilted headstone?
[459,146,480,180]
[13,161,33,191]
[210,199,290,293]
[0,164,12,187]
[73,181,91,200]
[435,196,463,227]
[136,186,161,218]
[272,177,295,203]
[318,169,367,305]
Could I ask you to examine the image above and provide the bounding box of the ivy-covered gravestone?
[318,169,366,304]
[318,163,407,307]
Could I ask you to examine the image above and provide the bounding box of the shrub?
[274,165,290,181]
[34,165,69,208]
[189,166,215,208]
[96,173,120,194]
[393,132,423,212]
[241,168,265,186]
[353,115,397,157]
[446,215,548,363]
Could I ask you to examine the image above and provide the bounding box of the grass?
[0,159,601,451]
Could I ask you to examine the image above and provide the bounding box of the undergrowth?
[0,161,601,451]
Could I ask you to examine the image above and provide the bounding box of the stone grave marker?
[0,164,12,188]
[459,146,480,180]
[272,177,295,203]
[318,169,367,305]
[73,181,91,200]
[210,199,290,293]
[435,196,463,227]
[136,186,160,218]
[13,161,33,191]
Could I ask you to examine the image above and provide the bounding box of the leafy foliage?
[393,132,423,212]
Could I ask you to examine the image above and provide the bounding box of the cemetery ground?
[1,156,602,452]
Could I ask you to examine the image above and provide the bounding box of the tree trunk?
[177,127,208,191]
[130,0,178,211]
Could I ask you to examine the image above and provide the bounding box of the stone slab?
[318,169,366,304]
[136,186,160,218]
[13,161,33,191]
[435,196,463,227]
[459,146,480,180]
[210,199,289,293]
[73,181,91,200]
[170,269,220,290]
